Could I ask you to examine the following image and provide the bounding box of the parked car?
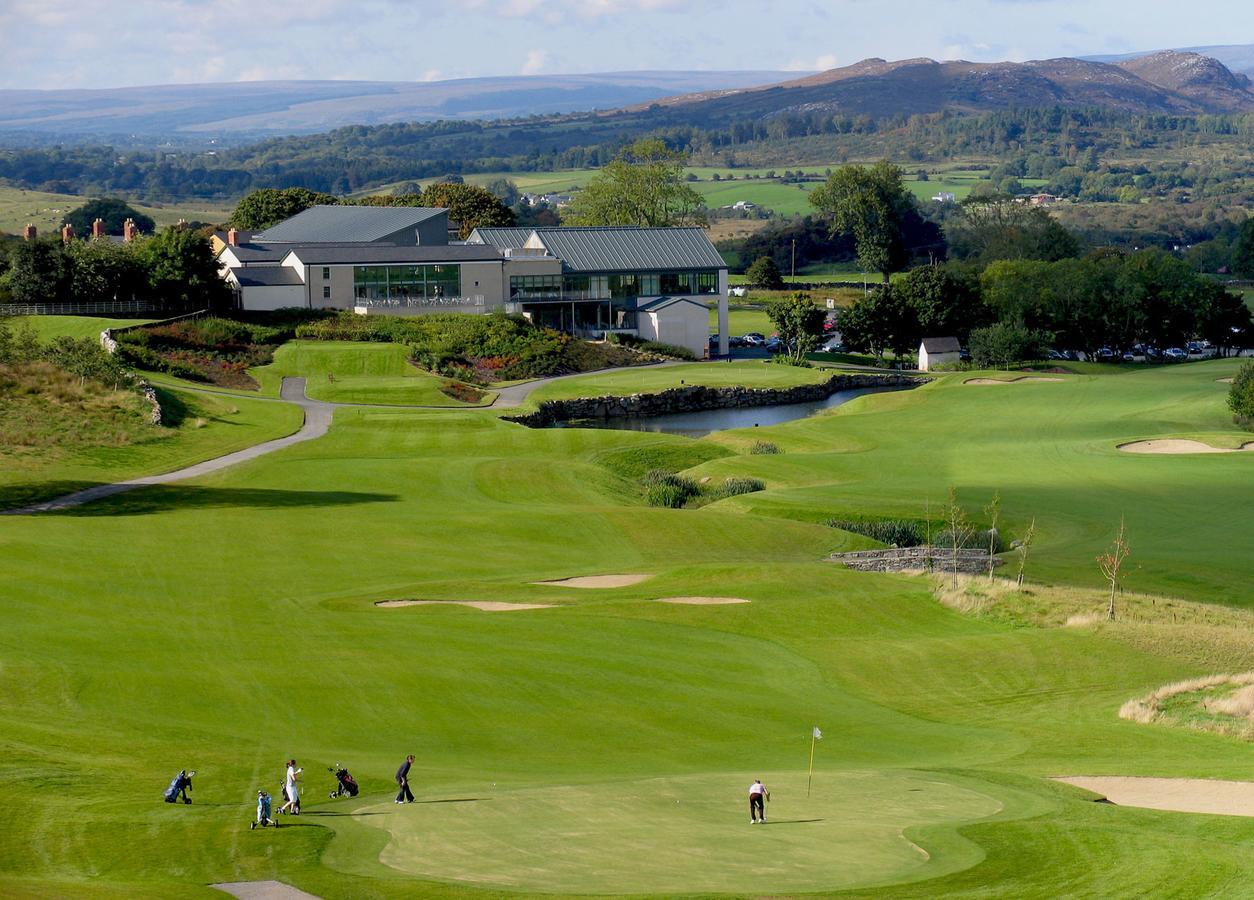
[1144,346,1163,361]
[1164,347,1188,361]
[728,335,747,348]
[1186,341,1204,355]
[1046,349,1066,361]
[1095,347,1116,361]
[1062,350,1081,362]
[743,333,766,346]
[764,337,784,353]
[819,337,846,353]
[1122,351,1136,362]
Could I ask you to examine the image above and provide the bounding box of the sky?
[0,0,1249,90]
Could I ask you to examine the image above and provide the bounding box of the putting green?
[364,771,1002,893]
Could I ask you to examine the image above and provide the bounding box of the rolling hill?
[629,51,1254,120]
[0,71,799,142]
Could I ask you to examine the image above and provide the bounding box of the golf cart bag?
[329,764,359,799]
[251,791,278,829]
[163,769,194,804]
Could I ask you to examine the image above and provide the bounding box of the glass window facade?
[353,265,461,305]
[514,270,719,302]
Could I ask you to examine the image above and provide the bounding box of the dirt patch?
[1118,440,1254,454]
[213,881,322,900]
[1055,776,1254,818]
[375,600,555,611]
[535,574,651,589]
[964,376,1066,385]
[656,596,751,605]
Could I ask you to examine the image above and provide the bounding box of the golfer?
[749,778,770,824]
[395,754,415,804]
[280,759,301,815]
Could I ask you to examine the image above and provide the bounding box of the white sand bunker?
[656,596,751,605]
[1118,439,1254,455]
[535,574,651,589]
[375,600,555,611]
[213,882,321,900]
[965,376,1066,385]
[1055,776,1254,818]
[1218,377,1235,384]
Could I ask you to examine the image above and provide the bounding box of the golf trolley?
[329,764,359,799]
[163,769,195,804]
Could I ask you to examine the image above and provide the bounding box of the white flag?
[813,726,822,740]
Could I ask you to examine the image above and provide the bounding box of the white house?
[932,192,957,203]
[918,336,961,371]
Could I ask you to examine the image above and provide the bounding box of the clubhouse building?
[214,206,729,357]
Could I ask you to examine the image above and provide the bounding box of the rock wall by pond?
[504,372,927,427]
[829,547,1001,574]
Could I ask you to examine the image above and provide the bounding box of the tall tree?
[2,239,71,304]
[1233,218,1254,279]
[566,139,707,228]
[141,227,230,310]
[65,239,146,302]
[63,198,155,236]
[418,183,516,239]
[894,263,987,339]
[767,294,827,363]
[838,286,919,362]
[809,161,915,283]
[945,196,1078,263]
[746,256,784,290]
[229,188,338,230]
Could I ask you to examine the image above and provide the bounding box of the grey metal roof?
[232,267,305,287]
[220,242,289,263]
[530,227,726,273]
[920,337,961,353]
[637,296,710,311]
[467,227,535,250]
[283,245,503,265]
[254,205,448,243]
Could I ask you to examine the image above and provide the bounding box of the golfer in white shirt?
[749,779,770,823]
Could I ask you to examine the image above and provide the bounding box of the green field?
[3,315,156,342]
[5,340,1254,896]
[250,342,495,407]
[0,185,234,237]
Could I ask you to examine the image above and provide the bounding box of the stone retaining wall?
[830,546,1001,574]
[504,372,927,427]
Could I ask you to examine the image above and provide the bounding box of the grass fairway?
[5,315,156,342]
[251,342,494,406]
[526,359,830,403]
[4,356,1254,895]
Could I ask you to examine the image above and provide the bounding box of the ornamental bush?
[1229,360,1254,428]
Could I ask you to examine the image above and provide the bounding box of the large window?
[515,270,722,302]
[510,274,562,300]
[353,264,461,304]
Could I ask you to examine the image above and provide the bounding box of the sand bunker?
[656,596,751,605]
[964,376,1066,385]
[1218,377,1235,384]
[1118,440,1254,455]
[375,600,555,611]
[1055,776,1254,818]
[213,882,321,900]
[535,574,651,589]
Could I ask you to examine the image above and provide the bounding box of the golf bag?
[163,769,194,804]
[329,764,359,799]
[251,791,278,829]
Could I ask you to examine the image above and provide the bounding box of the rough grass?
[0,361,148,451]
[3,315,155,343]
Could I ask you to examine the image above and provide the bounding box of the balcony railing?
[354,295,486,309]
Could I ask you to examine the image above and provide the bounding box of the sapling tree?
[1097,517,1131,621]
[984,490,1001,581]
[1015,518,1036,587]
[945,487,972,589]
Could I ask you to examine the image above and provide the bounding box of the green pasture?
[0,185,233,237]
[3,315,156,342]
[5,346,1254,895]
[250,341,494,407]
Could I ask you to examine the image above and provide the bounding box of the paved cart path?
[3,378,331,515]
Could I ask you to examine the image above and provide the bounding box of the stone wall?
[829,547,1001,574]
[504,372,927,427]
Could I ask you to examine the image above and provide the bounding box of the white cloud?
[784,53,838,72]
[521,50,549,76]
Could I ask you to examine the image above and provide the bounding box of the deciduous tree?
[229,188,338,230]
[418,183,515,239]
[746,256,784,290]
[767,294,826,363]
[63,198,155,236]
[809,161,916,283]
[566,139,707,228]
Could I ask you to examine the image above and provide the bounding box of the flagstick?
[806,729,816,798]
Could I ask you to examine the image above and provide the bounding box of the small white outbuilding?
[918,336,961,371]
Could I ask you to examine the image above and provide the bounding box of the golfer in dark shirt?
[395,754,415,804]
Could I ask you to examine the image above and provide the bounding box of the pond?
[554,386,910,438]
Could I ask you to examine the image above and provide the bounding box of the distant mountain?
[0,71,801,142]
[1086,44,1254,78]
[627,52,1254,121]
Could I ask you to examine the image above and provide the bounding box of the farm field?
[0,185,234,237]
[4,342,1254,896]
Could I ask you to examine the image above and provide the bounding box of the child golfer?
[749,778,770,824]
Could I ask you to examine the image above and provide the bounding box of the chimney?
[123,218,136,242]
[22,223,36,241]
[92,218,106,240]
[227,227,239,247]
[61,223,75,244]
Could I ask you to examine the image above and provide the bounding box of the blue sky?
[0,0,1248,89]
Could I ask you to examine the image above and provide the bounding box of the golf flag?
[807,724,821,797]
